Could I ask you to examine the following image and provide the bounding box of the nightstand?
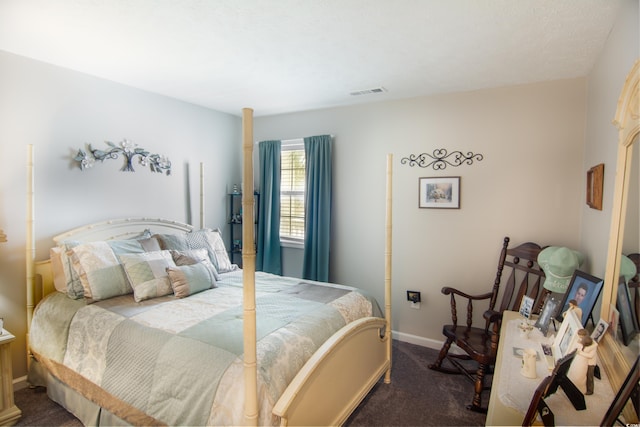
[0,330,21,426]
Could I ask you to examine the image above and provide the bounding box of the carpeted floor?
[14,340,487,426]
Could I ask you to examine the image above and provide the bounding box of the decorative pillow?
[167,260,217,298]
[169,249,221,280]
[119,250,176,302]
[203,229,235,273]
[155,229,235,273]
[55,241,85,299]
[49,247,68,294]
[70,239,145,302]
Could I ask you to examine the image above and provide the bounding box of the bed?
[25,109,394,426]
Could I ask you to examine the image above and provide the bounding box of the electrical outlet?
[406,291,421,303]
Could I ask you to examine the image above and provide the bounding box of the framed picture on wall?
[555,270,604,326]
[418,176,460,209]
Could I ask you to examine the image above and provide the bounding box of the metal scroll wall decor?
[74,139,171,175]
[401,149,483,170]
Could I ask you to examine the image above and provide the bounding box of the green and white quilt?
[30,270,381,426]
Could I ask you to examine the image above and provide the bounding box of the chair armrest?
[441,287,493,301]
[441,287,494,328]
[483,309,502,324]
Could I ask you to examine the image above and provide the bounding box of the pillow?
[119,250,177,302]
[167,260,217,298]
[53,241,85,299]
[70,239,146,302]
[204,229,235,273]
[169,249,221,280]
[49,247,68,294]
[155,229,235,273]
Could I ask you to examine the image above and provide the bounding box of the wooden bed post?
[199,162,205,229]
[384,154,393,384]
[242,108,258,426]
[26,145,35,349]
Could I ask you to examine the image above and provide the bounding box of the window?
[280,141,305,246]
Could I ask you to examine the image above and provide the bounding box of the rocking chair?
[428,236,547,412]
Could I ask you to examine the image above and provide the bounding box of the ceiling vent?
[350,87,387,96]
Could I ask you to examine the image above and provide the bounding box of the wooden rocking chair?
[428,237,547,412]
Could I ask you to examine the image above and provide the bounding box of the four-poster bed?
[25,108,393,426]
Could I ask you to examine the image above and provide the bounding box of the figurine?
[567,330,598,394]
[562,299,583,324]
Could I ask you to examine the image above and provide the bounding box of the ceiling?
[0,0,622,117]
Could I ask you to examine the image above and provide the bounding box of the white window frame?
[280,139,305,249]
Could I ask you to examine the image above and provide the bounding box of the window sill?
[280,240,304,250]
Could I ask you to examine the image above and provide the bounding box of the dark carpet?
[14,340,487,426]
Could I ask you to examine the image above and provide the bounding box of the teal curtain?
[256,140,282,275]
[302,135,332,281]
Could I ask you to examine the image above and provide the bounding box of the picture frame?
[616,277,640,346]
[535,295,560,336]
[554,270,604,326]
[590,318,609,343]
[418,176,460,209]
[519,295,534,319]
[586,163,604,210]
[552,310,582,362]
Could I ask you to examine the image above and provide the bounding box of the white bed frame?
[25,109,394,426]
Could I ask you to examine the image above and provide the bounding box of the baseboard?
[13,375,28,391]
[392,330,463,355]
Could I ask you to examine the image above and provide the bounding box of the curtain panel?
[302,135,332,282]
[256,140,282,275]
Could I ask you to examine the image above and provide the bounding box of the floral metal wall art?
[401,149,483,170]
[74,139,171,175]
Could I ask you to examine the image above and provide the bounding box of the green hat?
[620,255,637,283]
[538,246,585,293]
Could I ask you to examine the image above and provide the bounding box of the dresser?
[486,311,614,426]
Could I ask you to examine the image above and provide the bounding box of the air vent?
[350,87,387,96]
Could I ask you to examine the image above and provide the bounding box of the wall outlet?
[406,290,421,303]
[407,291,421,309]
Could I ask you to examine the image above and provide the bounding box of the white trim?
[392,330,464,355]
[281,239,304,249]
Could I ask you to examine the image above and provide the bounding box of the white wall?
[255,78,587,345]
[0,51,242,378]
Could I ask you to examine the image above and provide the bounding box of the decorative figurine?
[567,330,598,395]
[563,299,583,325]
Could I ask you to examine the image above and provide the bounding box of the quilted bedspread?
[29,270,381,426]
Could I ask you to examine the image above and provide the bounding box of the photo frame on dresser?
[535,295,559,336]
[554,270,604,326]
[552,310,582,361]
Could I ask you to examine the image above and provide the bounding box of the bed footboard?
[273,316,390,427]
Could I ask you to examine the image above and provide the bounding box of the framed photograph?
[535,295,560,336]
[554,270,604,326]
[519,295,535,319]
[616,277,639,346]
[552,310,582,362]
[590,318,609,343]
[418,176,460,209]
